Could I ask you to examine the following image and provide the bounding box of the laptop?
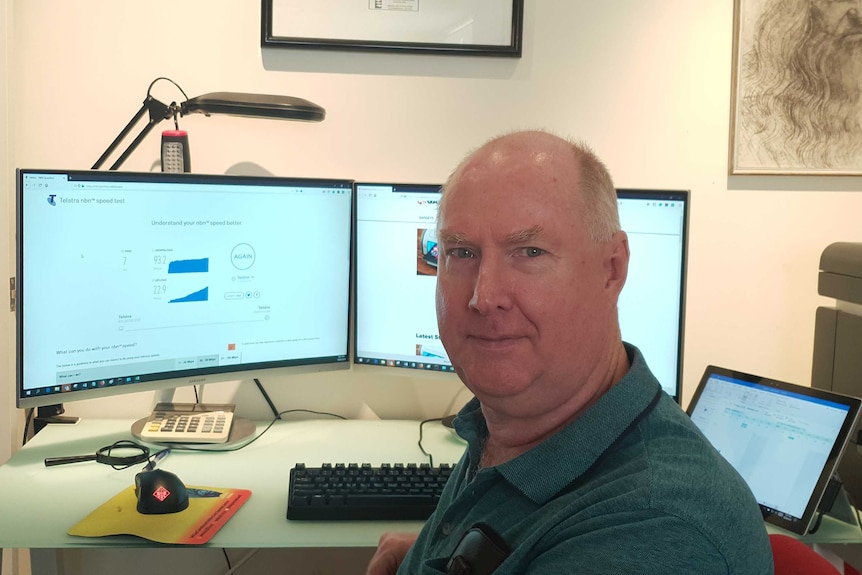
[687,365,862,535]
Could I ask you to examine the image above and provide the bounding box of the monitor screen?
[353,183,688,400]
[16,169,353,409]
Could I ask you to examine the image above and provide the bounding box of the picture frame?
[261,0,523,57]
[729,0,862,175]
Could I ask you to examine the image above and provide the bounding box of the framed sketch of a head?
[730,0,862,175]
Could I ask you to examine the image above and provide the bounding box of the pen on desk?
[143,448,171,471]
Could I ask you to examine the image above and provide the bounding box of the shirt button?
[441,523,452,536]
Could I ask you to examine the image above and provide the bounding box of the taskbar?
[22,374,146,400]
[356,356,456,372]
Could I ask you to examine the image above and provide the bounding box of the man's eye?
[447,247,476,259]
[519,247,546,258]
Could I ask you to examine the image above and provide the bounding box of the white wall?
[5,1,862,573]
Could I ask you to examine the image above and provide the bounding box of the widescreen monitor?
[16,169,353,410]
[353,183,688,400]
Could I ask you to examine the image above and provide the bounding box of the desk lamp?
[92,77,326,170]
[30,79,326,438]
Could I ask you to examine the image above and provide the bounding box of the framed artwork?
[261,0,523,57]
[729,0,862,175]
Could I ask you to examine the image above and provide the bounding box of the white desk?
[4,417,862,573]
[0,417,467,573]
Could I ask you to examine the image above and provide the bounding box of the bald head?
[440,130,620,243]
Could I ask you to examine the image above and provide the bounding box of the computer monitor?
[353,183,689,400]
[16,169,353,410]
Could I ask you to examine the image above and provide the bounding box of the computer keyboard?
[287,462,455,520]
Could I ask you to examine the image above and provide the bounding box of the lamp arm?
[92,96,175,170]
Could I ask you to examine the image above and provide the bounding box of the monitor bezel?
[16,168,354,410]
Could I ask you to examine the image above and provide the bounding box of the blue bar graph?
[168,258,209,274]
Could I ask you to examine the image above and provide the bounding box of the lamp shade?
[180,92,326,122]
[93,89,326,170]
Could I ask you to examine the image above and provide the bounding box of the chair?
[769,533,853,575]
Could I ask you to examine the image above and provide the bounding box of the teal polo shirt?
[398,345,773,574]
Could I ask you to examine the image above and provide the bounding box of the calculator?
[139,403,235,444]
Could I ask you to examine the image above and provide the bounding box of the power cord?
[220,548,259,575]
[147,76,189,108]
[179,408,348,454]
[253,377,281,420]
[419,417,445,466]
[22,407,34,446]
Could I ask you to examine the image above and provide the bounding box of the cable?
[222,548,233,570]
[278,408,348,420]
[179,408,347,454]
[253,378,281,420]
[221,549,260,575]
[22,407,34,446]
[146,76,189,102]
[419,417,444,466]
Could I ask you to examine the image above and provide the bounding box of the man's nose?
[468,258,513,313]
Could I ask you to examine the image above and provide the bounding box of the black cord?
[104,440,151,470]
[147,76,189,102]
[419,418,444,466]
[254,378,281,420]
[22,407,34,446]
[222,549,232,570]
[179,409,347,453]
[278,408,348,420]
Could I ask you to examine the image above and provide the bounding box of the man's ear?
[604,231,629,297]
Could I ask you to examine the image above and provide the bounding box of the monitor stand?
[33,404,80,436]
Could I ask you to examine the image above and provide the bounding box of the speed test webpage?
[19,170,352,401]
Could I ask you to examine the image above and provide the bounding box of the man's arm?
[366,531,420,575]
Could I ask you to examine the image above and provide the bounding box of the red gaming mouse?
[134,469,189,514]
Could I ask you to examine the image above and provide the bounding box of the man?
[737,0,862,170]
[367,131,773,574]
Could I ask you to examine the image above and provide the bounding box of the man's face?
[807,0,862,103]
[435,138,628,419]
[811,0,862,46]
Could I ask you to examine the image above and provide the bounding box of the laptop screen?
[687,365,861,534]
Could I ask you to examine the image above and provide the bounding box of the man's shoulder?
[612,393,772,570]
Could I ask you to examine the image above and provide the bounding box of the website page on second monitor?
[355,184,687,398]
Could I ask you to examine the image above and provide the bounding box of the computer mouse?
[134,469,189,514]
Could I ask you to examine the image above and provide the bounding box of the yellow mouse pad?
[68,485,251,545]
